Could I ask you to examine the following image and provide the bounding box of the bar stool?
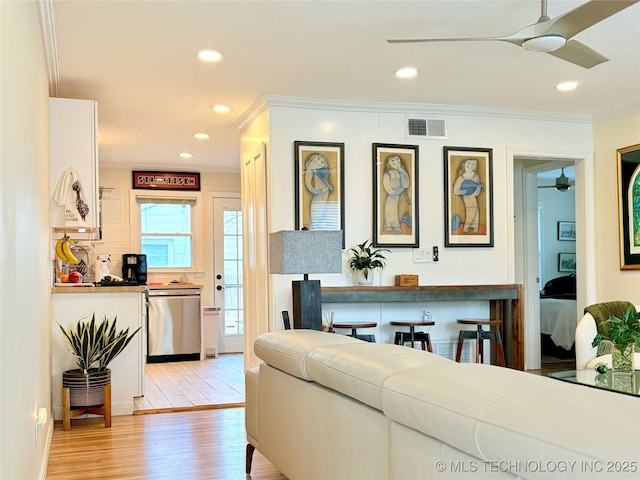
[390,321,435,352]
[455,318,506,366]
[332,321,377,342]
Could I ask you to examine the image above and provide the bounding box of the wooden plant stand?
[62,384,112,431]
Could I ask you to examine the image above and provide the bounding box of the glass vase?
[611,345,635,374]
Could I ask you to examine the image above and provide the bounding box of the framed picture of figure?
[372,143,419,248]
[294,141,345,247]
[444,146,494,247]
[617,143,640,269]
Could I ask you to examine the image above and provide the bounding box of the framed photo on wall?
[617,143,640,269]
[444,146,494,247]
[558,253,576,272]
[557,221,576,241]
[294,141,345,247]
[372,143,419,248]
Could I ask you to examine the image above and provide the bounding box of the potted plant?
[348,240,390,285]
[57,313,141,407]
[592,305,640,374]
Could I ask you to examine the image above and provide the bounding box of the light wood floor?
[47,407,287,480]
[134,354,245,413]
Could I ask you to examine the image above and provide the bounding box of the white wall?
[538,187,576,286]
[593,107,640,303]
[0,2,53,478]
[260,99,593,349]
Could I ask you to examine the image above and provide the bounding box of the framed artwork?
[294,141,345,247]
[372,143,419,248]
[558,253,576,272]
[617,143,640,269]
[443,146,494,247]
[557,221,576,241]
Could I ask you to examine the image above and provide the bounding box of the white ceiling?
[48,0,640,173]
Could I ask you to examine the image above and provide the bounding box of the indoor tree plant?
[57,312,141,407]
[348,240,390,285]
[592,305,640,374]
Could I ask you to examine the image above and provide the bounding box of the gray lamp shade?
[269,230,342,275]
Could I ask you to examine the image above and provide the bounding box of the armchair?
[575,301,640,370]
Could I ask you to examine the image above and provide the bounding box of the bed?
[539,275,577,358]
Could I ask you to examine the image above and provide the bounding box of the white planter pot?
[356,269,374,285]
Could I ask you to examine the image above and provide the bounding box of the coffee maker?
[122,254,147,285]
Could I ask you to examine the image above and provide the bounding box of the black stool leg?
[455,331,465,362]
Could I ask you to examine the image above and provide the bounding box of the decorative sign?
[132,171,200,191]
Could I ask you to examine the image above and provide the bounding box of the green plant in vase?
[348,240,389,285]
[592,305,640,373]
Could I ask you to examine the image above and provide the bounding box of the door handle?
[216,285,224,291]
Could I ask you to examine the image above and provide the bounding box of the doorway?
[212,196,244,353]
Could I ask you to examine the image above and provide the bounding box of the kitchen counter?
[52,285,147,294]
[148,283,203,290]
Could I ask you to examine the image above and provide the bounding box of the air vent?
[406,116,447,140]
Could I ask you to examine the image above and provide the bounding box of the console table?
[321,284,524,370]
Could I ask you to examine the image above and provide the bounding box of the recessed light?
[211,105,232,113]
[193,133,209,140]
[395,67,418,79]
[178,152,193,159]
[197,50,222,62]
[556,81,579,92]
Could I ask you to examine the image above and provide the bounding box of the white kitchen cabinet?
[49,97,99,232]
[51,288,146,419]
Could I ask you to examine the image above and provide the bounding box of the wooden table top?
[390,321,435,327]
[457,318,502,325]
[332,322,378,329]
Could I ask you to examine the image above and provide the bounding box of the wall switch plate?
[413,249,432,263]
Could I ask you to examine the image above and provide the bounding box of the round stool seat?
[455,318,505,366]
[391,321,435,352]
[332,322,377,342]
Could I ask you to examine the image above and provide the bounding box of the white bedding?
[540,298,577,350]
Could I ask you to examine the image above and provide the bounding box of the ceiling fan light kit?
[522,34,566,53]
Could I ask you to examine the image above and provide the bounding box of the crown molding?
[256,95,593,124]
[37,0,60,97]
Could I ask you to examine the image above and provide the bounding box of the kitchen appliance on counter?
[122,254,147,285]
[147,288,201,363]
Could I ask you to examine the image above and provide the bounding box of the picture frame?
[557,221,576,241]
[372,143,419,248]
[294,141,345,247]
[558,253,576,272]
[617,143,640,269]
[443,146,494,247]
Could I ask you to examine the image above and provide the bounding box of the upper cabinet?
[49,98,99,234]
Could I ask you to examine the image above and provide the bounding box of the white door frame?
[209,192,242,353]
[508,148,596,370]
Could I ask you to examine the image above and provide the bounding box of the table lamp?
[269,230,343,330]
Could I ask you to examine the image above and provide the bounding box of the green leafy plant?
[57,313,141,373]
[592,305,640,352]
[348,240,390,280]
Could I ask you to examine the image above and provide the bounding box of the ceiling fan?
[387,0,639,69]
[538,168,574,191]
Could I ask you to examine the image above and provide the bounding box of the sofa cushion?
[306,342,452,410]
[382,363,553,459]
[254,330,361,380]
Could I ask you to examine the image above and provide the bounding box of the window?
[134,195,200,270]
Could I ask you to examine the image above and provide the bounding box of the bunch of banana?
[54,235,80,265]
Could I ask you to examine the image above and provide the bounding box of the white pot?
[356,269,374,285]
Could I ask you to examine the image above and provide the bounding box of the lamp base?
[292,279,322,330]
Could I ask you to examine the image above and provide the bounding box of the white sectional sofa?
[245,330,639,479]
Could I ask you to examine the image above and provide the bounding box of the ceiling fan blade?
[387,36,517,45]
[543,0,640,40]
[546,39,608,68]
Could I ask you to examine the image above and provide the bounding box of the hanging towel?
[52,167,90,226]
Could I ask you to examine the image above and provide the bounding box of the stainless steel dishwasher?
[147,288,201,363]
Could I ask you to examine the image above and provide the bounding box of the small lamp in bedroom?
[269,230,343,330]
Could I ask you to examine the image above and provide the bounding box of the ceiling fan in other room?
[387,0,639,69]
[538,168,575,191]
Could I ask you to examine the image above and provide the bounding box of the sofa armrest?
[575,313,598,370]
[245,367,260,447]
